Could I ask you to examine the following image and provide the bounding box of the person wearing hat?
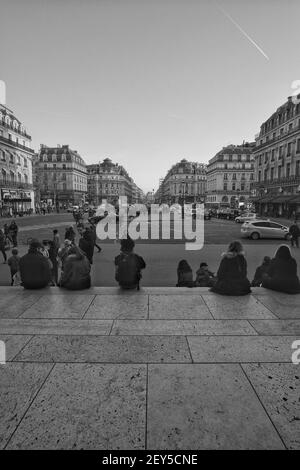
[195,262,216,287]
[19,239,52,289]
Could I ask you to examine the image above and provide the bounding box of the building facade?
[87,158,142,206]
[206,143,255,208]
[0,104,35,216]
[157,159,207,205]
[35,144,87,207]
[252,95,300,217]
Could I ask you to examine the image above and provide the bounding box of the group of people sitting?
[176,241,300,295]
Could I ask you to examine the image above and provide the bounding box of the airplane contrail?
[217,3,270,61]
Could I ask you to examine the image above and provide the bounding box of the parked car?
[241,220,289,240]
[235,212,258,223]
[217,208,240,220]
[204,209,211,220]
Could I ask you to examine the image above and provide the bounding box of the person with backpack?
[59,246,91,290]
[176,260,195,287]
[115,237,146,290]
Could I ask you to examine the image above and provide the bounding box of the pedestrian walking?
[89,223,101,253]
[9,220,18,247]
[0,229,7,263]
[79,228,94,264]
[289,220,300,248]
[53,229,60,253]
[7,248,20,285]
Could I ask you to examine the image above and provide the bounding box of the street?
[0,213,299,287]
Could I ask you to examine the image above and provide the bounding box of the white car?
[235,213,258,224]
[241,220,290,240]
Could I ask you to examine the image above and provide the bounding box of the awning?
[271,195,295,203]
[288,196,300,204]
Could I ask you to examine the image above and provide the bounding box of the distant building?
[0,103,35,216]
[157,159,207,204]
[87,158,143,205]
[35,144,87,207]
[206,143,255,208]
[252,95,300,217]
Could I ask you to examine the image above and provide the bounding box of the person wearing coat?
[0,229,7,263]
[251,256,271,287]
[79,228,94,264]
[262,244,300,294]
[210,241,251,295]
[176,260,195,287]
[59,246,91,290]
[19,239,52,289]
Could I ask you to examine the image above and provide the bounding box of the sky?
[1,0,300,193]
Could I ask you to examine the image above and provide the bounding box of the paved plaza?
[0,286,299,450]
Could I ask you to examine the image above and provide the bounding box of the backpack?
[116,253,140,289]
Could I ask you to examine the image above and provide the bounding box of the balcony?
[253,175,300,188]
[255,123,300,151]
[0,135,35,154]
[0,119,31,139]
[0,178,33,189]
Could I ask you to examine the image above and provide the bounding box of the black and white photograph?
[0,0,300,459]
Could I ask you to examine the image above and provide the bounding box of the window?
[232,173,236,180]
[24,158,27,167]
[297,139,300,153]
[232,183,236,191]
[286,163,291,178]
[287,142,292,156]
[241,183,245,191]
[223,173,228,180]
[296,161,300,176]
[223,183,227,191]
[278,166,281,179]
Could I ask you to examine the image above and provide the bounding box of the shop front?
[0,188,33,216]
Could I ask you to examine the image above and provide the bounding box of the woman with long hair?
[210,240,251,295]
[176,259,195,287]
[262,244,300,294]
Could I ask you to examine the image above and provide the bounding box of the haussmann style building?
[87,158,143,206]
[252,95,300,218]
[0,103,35,216]
[35,144,87,207]
[157,159,207,205]
[206,142,255,209]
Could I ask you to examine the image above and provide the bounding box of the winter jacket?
[251,263,270,287]
[19,251,52,289]
[211,252,251,296]
[79,231,94,264]
[262,257,300,294]
[289,224,300,238]
[176,270,195,287]
[59,251,91,290]
[195,268,215,287]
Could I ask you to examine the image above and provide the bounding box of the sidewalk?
[0,286,299,450]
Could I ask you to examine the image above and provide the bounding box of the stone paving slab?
[149,295,212,319]
[201,295,277,320]
[6,363,146,450]
[147,364,284,449]
[0,319,113,335]
[242,363,300,450]
[254,294,300,319]
[111,319,257,336]
[250,320,300,336]
[85,295,148,319]
[0,335,33,361]
[0,363,53,449]
[13,335,191,363]
[188,336,298,363]
[0,294,42,319]
[21,295,95,319]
